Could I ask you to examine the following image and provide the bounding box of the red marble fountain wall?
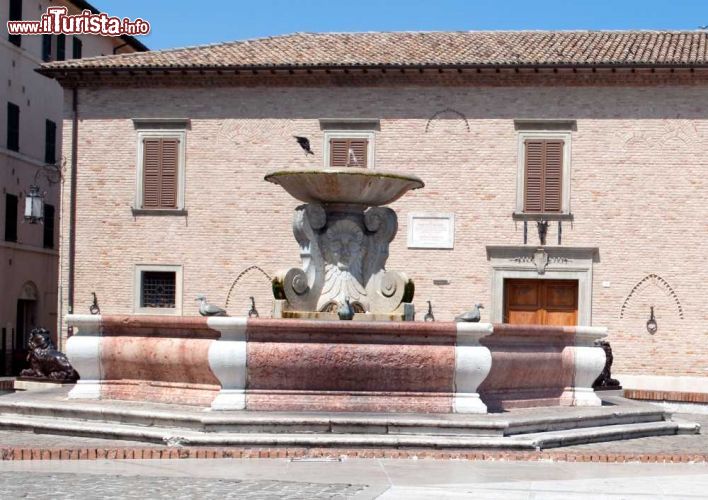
[245,319,456,412]
[66,315,604,412]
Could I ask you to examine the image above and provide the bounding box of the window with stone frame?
[322,127,376,169]
[133,121,188,213]
[514,123,573,217]
[134,265,183,314]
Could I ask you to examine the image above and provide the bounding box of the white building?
[0,0,147,374]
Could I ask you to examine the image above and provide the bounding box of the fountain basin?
[264,167,424,206]
[65,314,607,413]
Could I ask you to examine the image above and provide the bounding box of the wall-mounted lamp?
[23,161,63,225]
[646,306,657,334]
[23,185,44,224]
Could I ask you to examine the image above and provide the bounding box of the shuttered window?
[43,204,55,249]
[329,138,368,168]
[72,37,83,59]
[42,35,52,62]
[57,34,66,61]
[8,0,22,47]
[523,139,563,213]
[5,194,18,242]
[45,120,57,164]
[7,103,20,152]
[142,138,179,209]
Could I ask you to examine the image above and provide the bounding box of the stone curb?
[1,447,707,463]
[625,390,708,404]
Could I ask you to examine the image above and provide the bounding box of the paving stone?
[0,471,367,499]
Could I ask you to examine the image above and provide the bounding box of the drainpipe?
[67,87,78,326]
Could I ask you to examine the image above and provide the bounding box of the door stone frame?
[486,246,599,326]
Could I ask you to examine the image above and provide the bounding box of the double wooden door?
[503,279,578,326]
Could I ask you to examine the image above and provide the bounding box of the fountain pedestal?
[265,168,423,319]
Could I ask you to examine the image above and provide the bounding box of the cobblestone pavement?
[0,471,367,499]
[1,458,708,499]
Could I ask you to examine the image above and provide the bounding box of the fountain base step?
[0,388,699,450]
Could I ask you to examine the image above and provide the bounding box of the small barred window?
[141,271,176,308]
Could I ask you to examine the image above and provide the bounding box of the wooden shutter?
[329,138,368,167]
[57,34,66,61]
[142,138,179,209]
[523,139,563,213]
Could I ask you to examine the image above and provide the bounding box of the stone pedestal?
[273,203,415,319]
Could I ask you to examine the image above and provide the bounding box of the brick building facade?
[41,32,708,393]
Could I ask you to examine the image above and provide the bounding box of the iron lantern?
[24,185,44,224]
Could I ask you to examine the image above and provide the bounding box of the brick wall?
[59,77,708,380]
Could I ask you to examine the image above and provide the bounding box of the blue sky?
[98,0,708,51]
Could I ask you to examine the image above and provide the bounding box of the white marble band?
[453,323,493,414]
[65,315,103,400]
[207,317,248,411]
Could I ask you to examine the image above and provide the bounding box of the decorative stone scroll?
[274,203,414,316]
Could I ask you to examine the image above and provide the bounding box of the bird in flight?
[294,136,314,155]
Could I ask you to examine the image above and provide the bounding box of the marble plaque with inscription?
[407,213,455,249]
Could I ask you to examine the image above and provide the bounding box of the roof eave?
[36,61,708,79]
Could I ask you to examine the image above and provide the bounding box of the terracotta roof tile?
[40,31,708,72]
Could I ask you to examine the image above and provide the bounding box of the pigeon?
[294,136,314,155]
[195,295,227,317]
[337,296,354,320]
[455,304,484,323]
[248,296,259,318]
[424,300,435,322]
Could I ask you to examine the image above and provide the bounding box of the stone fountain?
[265,167,423,320]
[63,165,609,415]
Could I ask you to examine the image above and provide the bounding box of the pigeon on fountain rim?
[195,295,227,317]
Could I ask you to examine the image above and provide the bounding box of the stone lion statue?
[20,328,79,382]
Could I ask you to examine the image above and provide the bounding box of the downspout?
[67,87,78,325]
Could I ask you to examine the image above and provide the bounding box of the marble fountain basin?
[264,167,424,206]
[64,315,608,414]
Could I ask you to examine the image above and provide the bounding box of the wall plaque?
[407,213,455,249]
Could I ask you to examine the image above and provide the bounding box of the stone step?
[0,414,530,449]
[0,413,692,450]
[516,420,687,449]
[0,398,668,437]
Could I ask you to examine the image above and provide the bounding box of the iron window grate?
[141,271,176,308]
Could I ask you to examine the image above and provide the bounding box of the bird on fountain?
[195,295,227,317]
[455,303,484,323]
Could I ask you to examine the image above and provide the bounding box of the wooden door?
[504,279,578,326]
